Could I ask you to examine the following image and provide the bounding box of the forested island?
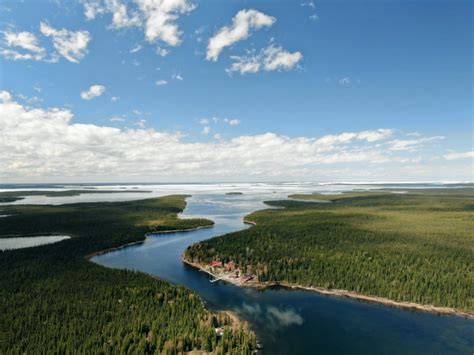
[0,195,257,354]
[184,189,474,316]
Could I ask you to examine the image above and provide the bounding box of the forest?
[0,195,256,354]
[185,189,474,311]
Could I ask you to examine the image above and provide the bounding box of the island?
[0,196,257,354]
[183,189,474,318]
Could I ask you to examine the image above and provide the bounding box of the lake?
[92,192,474,355]
[0,235,70,251]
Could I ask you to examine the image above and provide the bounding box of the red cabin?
[209,261,222,268]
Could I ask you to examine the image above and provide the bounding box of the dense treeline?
[0,195,256,354]
[185,190,474,311]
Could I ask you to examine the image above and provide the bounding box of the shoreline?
[86,223,214,260]
[182,257,474,320]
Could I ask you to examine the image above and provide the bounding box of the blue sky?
[0,0,472,182]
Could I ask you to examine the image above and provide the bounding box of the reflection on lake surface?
[92,192,474,355]
[0,235,70,251]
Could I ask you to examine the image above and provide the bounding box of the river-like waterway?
[92,192,474,355]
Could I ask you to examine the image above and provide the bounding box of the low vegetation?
[0,195,256,354]
[185,189,474,312]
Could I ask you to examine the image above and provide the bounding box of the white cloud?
[82,0,195,47]
[83,0,141,28]
[224,118,240,126]
[199,118,209,125]
[227,45,302,75]
[444,151,473,160]
[207,9,276,61]
[17,94,43,105]
[40,22,91,63]
[0,91,12,101]
[201,126,211,135]
[130,44,142,53]
[80,85,106,100]
[4,31,45,53]
[1,91,465,182]
[155,46,169,56]
[338,77,351,86]
[136,0,195,46]
[156,79,168,86]
[301,1,315,9]
[173,73,183,81]
[357,129,393,142]
[109,116,125,122]
[389,136,444,151]
[135,119,146,128]
[1,31,46,61]
[262,45,303,71]
[301,1,318,21]
[111,96,119,102]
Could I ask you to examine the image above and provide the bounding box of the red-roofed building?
[209,261,222,268]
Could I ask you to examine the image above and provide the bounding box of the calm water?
[92,193,474,355]
[0,235,70,251]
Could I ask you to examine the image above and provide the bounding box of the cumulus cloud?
[444,151,473,160]
[136,0,195,46]
[201,126,211,135]
[156,79,168,86]
[227,45,302,75]
[82,0,195,47]
[0,91,456,182]
[80,85,106,100]
[40,22,91,63]
[207,9,276,61]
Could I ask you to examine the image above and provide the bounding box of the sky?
[0,0,472,183]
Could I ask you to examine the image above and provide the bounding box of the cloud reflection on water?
[237,302,304,329]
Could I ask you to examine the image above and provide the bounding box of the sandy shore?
[182,257,474,319]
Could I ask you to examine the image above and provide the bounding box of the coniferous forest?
[0,195,256,354]
[185,190,474,312]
